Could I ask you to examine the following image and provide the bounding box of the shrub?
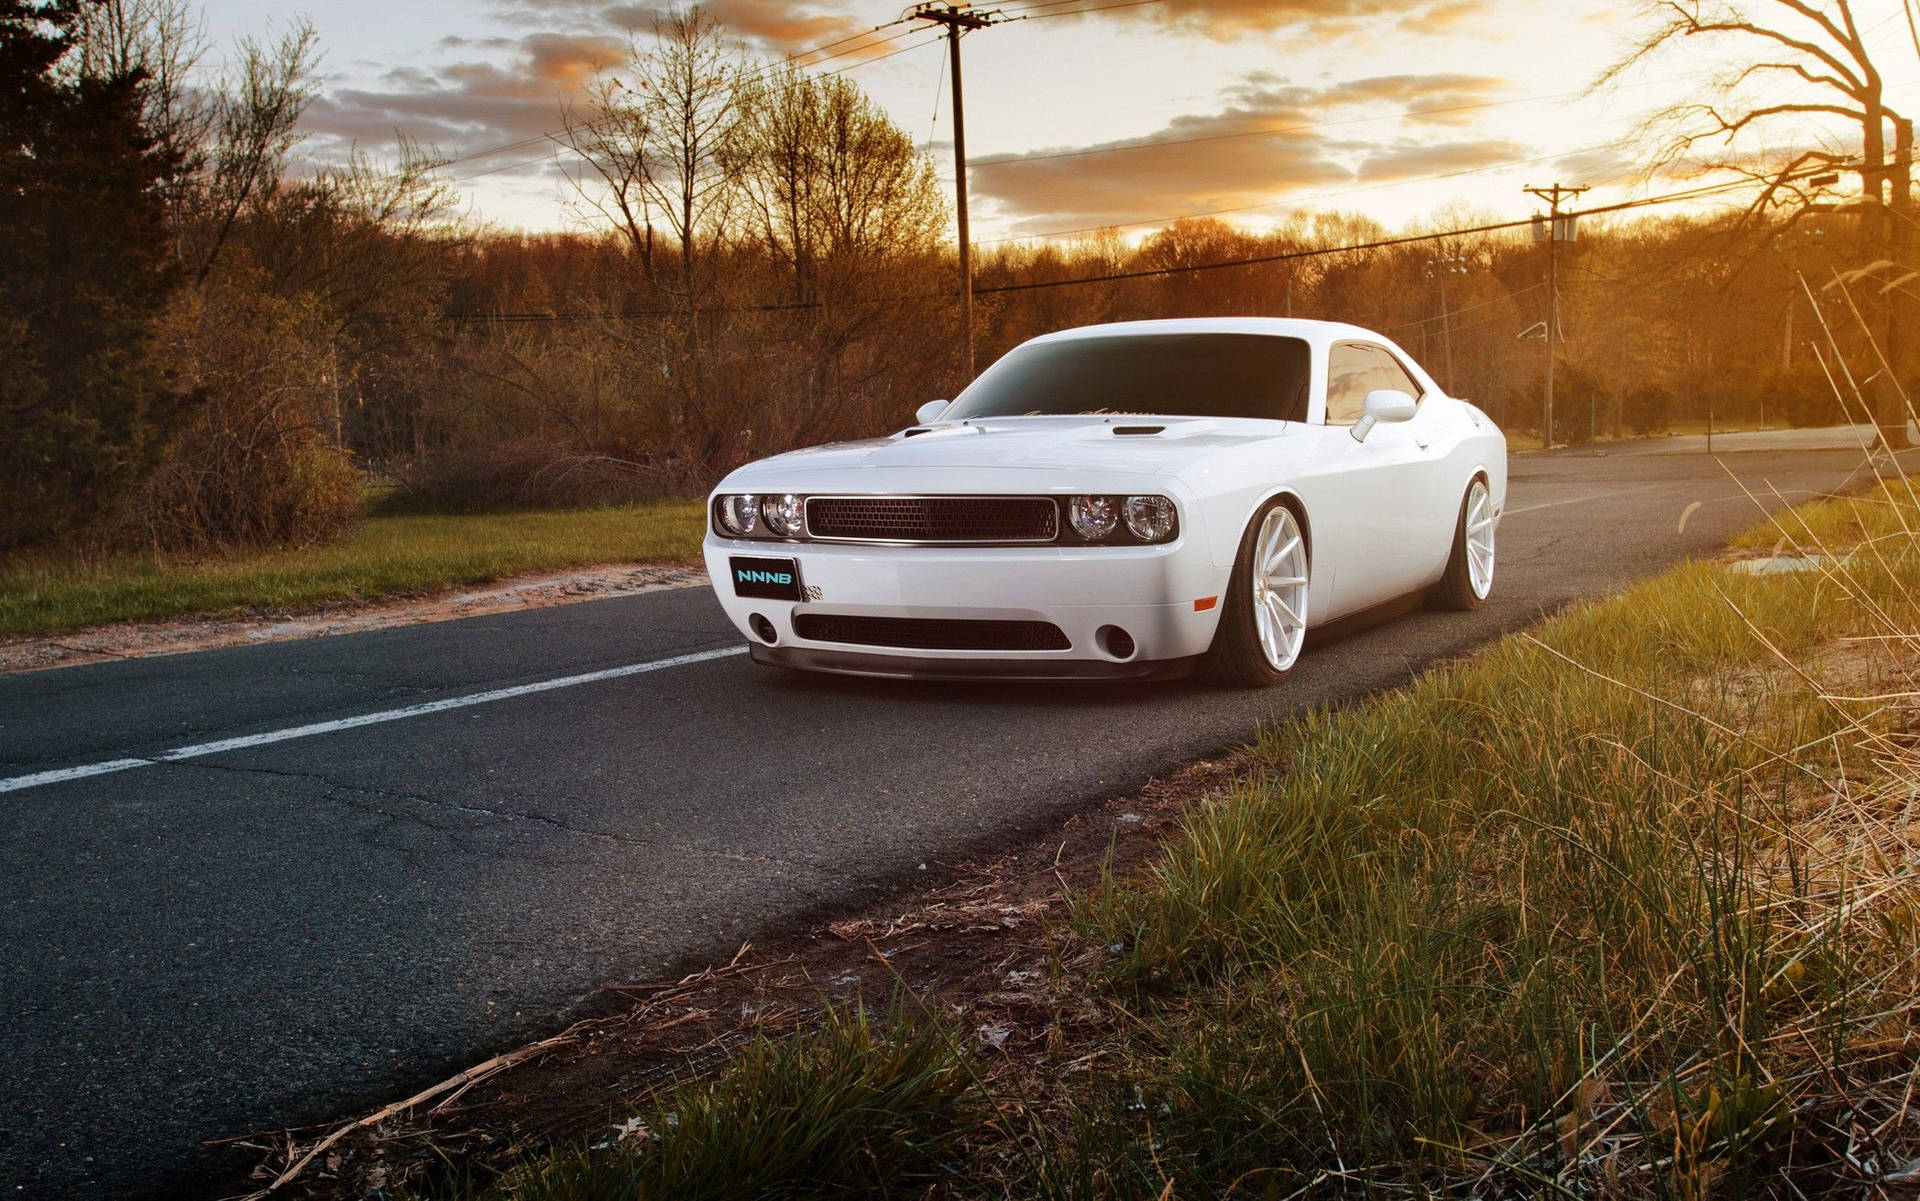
[1622,382,1674,434]
[133,282,360,550]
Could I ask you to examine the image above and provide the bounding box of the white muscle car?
[702,318,1505,684]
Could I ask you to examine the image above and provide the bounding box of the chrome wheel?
[1252,505,1309,672]
[1465,478,1496,599]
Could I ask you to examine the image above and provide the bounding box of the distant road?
[0,438,1900,1198]
[1623,421,1887,456]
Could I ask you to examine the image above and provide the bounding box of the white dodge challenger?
[703,317,1505,685]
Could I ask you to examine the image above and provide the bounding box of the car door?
[1304,342,1448,613]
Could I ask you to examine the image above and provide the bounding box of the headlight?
[762,493,805,538]
[1066,494,1177,543]
[1124,495,1177,542]
[1068,495,1119,541]
[717,494,760,536]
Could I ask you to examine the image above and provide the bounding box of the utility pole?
[910,3,1005,379]
[1423,255,1468,392]
[1879,117,1913,446]
[1524,183,1586,448]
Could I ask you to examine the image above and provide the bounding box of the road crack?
[157,758,837,886]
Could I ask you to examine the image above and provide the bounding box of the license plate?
[729,555,803,600]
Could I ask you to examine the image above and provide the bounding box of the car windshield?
[941,333,1312,422]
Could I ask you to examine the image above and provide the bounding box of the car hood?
[722,416,1292,483]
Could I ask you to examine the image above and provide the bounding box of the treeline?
[0,0,1872,557]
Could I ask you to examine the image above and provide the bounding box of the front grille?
[805,496,1058,544]
[793,614,1071,652]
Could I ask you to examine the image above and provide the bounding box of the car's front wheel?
[1204,498,1309,686]
[1429,475,1495,611]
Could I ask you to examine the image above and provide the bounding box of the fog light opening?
[1098,625,1136,661]
[748,613,778,644]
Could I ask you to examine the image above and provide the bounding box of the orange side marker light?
[1194,596,1218,612]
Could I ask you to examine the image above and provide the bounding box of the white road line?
[1505,485,1824,520]
[1503,486,1649,517]
[1,645,749,796]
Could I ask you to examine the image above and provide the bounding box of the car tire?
[1203,497,1309,687]
[1429,475,1495,611]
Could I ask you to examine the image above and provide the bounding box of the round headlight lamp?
[762,493,805,538]
[718,494,760,536]
[1124,495,1176,542]
[1068,495,1119,541]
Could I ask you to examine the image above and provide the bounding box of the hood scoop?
[1112,425,1165,436]
[898,423,983,440]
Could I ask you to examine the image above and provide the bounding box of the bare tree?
[192,20,320,286]
[1604,0,1912,437]
[560,75,659,281]
[730,66,947,442]
[626,6,743,301]
[71,0,209,158]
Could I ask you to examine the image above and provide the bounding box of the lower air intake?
[792,614,1071,652]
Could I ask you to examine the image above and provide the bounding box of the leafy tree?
[0,0,189,550]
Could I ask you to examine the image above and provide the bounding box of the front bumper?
[702,534,1228,678]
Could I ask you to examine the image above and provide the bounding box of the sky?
[194,0,1920,242]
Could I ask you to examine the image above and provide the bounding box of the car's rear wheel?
[1204,498,1309,686]
[1429,475,1495,611]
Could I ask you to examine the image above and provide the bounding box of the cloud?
[1044,0,1498,39]
[1313,74,1508,124]
[1354,137,1531,180]
[605,0,867,52]
[972,83,1337,232]
[973,72,1526,234]
[303,32,623,164]
[1546,146,1640,188]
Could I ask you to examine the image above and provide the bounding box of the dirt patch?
[0,563,708,674]
[219,753,1252,1200]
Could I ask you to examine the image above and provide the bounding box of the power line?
[409,153,1835,326]
[977,138,1640,244]
[975,167,1839,294]
[1005,0,1167,19]
[822,32,945,76]
[1389,282,1545,329]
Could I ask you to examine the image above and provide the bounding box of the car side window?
[1324,343,1424,426]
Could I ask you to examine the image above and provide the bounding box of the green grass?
[0,500,706,637]
[432,1005,977,1201]
[1048,492,1919,1196]
[422,485,1920,1199]
[1729,476,1920,552]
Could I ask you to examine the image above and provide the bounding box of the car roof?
[1027,317,1388,347]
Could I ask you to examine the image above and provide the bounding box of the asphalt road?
[0,442,1895,1198]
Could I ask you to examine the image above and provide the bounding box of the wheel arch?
[1248,486,1312,562]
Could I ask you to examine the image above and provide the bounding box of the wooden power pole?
[1524,183,1586,448]
[910,3,1004,380]
[1423,255,1468,392]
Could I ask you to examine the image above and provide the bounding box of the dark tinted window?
[943,333,1312,422]
[1325,343,1423,425]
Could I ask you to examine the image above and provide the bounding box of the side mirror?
[914,399,951,425]
[1350,389,1417,443]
